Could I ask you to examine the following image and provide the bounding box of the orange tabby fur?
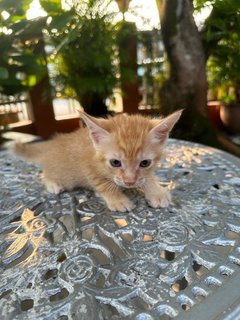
[13,110,182,212]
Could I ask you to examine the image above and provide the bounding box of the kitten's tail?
[12,141,49,163]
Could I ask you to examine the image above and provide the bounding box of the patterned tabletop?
[0,139,240,320]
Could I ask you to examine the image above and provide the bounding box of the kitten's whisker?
[103,178,119,193]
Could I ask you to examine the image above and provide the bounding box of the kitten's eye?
[110,159,122,167]
[139,160,152,168]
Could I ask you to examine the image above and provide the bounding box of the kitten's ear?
[149,110,183,144]
[77,110,110,146]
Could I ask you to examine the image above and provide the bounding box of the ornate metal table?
[0,139,240,320]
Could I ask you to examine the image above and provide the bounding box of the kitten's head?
[78,110,182,188]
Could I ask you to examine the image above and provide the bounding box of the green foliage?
[0,0,32,17]
[203,0,240,104]
[202,0,240,44]
[43,0,119,110]
[40,0,62,14]
[0,66,8,79]
[0,0,48,95]
[0,0,128,114]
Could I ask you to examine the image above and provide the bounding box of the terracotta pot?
[207,101,224,130]
[0,111,19,126]
[220,103,240,133]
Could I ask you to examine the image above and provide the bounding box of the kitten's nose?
[124,180,136,187]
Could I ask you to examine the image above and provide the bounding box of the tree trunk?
[156,0,218,146]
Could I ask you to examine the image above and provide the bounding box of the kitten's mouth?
[123,184,136,189]
[114,179,134,188]
[114,178,145,188]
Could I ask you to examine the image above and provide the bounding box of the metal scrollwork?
[0,140,240,319]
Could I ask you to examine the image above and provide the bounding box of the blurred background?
[0,0,240,156]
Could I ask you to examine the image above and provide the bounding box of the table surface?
[0,139,240,320]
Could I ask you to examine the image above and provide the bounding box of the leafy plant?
[0,0,48,95]
[207,29,240,105]
[194,0,240,105]
[42,0,119,115]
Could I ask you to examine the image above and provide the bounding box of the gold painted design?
[4,208,47,266]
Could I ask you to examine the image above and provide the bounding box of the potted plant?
[0,0,49,141]
[207,31,240,133]
[0,0,48,94]
[42,0,119,116]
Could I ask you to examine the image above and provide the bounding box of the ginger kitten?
[13,110,182,212]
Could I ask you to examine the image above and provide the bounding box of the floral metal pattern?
[0,140,240,319]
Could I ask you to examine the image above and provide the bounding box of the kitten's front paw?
[105,196,135,212]
[146,188,171,208]
[43,178,64,194]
